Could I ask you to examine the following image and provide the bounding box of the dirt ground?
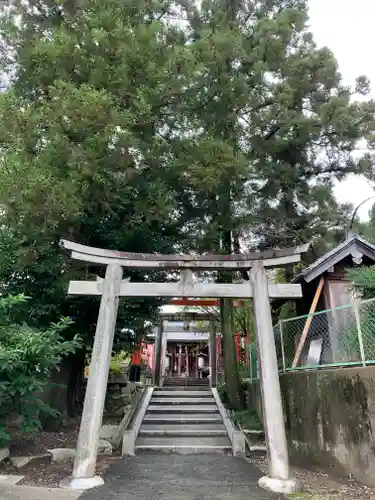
[0,418,122,488]
[0,455,120,488]
[250,456,375,500]
[4,423,375,495]
[8,429,79,457]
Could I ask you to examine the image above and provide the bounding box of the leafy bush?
[347,266,375,299]
[109,351,131,375]
[233,409,263,431]
[217,382,229,406]
[0,295,81,445]
[344,267,375,360]
[238,364,251,380]
[218,380,247,410]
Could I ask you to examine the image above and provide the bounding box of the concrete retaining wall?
[247,367,375,486]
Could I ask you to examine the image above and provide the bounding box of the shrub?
[217,382,229,406]
[109,351,131,375]
[0,295,81,445]
[233,409,263,431]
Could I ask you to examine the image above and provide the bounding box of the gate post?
[250,261,299,494]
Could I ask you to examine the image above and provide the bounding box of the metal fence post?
[279,321,286,372]
[353,300,366,367]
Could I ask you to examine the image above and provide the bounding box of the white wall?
[164,331,209,342]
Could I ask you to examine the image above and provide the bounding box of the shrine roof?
[294,234,375,284]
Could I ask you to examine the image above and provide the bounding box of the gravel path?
[79,453,286,500]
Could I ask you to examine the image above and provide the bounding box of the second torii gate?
[59,240,308,494]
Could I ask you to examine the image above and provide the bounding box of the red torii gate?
[167,298,248,365]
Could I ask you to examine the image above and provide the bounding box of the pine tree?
[1,0,375,412]
[176,0,375,404]
[177,0,375,253]
[0,0,194,414]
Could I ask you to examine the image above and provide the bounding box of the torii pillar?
[251,262,297,493]
[60,263,123,489]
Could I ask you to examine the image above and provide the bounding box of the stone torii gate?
[59,240,308,494]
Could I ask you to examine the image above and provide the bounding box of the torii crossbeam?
[60,240,308,494]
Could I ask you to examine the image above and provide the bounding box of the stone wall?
[247,367,375,486]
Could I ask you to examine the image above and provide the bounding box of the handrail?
[111,387,145,447]
[122,387,154,455]
[211,388,245,456]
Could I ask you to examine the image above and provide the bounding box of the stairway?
[135,380,232,454]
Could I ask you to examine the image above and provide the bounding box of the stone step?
[249,444,267,453]
[151,398,215,404]
[163,380,209,387]
[164,377,207,381]
[147,405,218,413]
[163,383,209,387]
[163,379,209,382]
[143,414,223,424]
[135,436,232,454]
[244,429,265,437]
[153,390,212,397]
[139,423,227,437]
[158,386,210,391]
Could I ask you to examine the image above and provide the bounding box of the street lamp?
[348,195,375,236]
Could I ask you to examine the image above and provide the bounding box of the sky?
[308,0,375,220]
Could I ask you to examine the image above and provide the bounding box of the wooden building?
[293,233,375,315]
[160,319,212,379]
[279,233,375,366]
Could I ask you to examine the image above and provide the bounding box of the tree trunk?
[214,0,244,411]
[67,351,86,418]
[38,351,86,430]
[220,297,243,409]
[218,225,244,409]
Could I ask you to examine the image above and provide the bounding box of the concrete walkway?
[80,454,285,500]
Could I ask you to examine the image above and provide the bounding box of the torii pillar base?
[60,475,104,490]
[258,476,300,495]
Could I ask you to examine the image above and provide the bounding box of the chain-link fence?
[245,297,375,381]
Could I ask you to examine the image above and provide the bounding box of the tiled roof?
[294,234,375,284]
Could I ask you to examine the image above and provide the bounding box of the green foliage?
[0,295,81,444]
[220,299,244,409]
[1,0,372,267]
[217,382,229,407]
[340,322,362,362]
[279,301,297,321]
[0,0,191,353]
[1,0,375,417]
[233,409,263,432]
[347,266,375,299]
[109,351,131,375]
[233,300,254,339]
[356,203,375,244]
[237,363,251,381]
[175,0,375,256]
